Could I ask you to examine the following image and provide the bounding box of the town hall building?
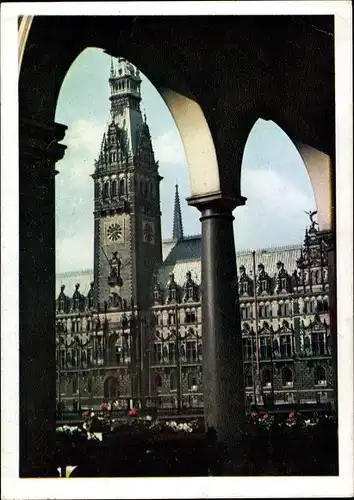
[56,58,333,412]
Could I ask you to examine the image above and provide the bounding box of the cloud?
[57,118,105,186]
[64,118,105,158]
[234,167,316,251]
[152,129,187,167]
[56,228,94,274]
[242,167,314,216]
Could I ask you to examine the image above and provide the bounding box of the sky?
[55,48,316,273]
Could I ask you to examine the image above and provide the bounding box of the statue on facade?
[304,210,319,233]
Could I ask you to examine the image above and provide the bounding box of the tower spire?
[172,183,184,241]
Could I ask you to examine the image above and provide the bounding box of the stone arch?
[19,19,221,204]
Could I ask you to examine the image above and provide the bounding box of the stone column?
[187,192,246,448]
[318,228,337,414]
[19,117,67,477]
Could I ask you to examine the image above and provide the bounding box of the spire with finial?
[172,183,184,241]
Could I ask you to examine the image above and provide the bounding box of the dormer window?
[166,273,179,304]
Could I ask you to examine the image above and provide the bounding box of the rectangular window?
[60,350,65,369]
[280,335,292,357]
[168,342,176,363]
[87,348,92,366]
[243,338,253,361]
[311,333,325,355]
[186,341,197,363]
[154,343,162,364]
[260,337,272,360]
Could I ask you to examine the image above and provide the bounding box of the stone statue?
[304,210,319,232]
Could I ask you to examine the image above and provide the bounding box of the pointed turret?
[172,183,184,241]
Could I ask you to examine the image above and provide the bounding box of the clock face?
[144,223,154,243]
[107,223,123,242]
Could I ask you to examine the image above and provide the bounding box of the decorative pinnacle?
[172,183,184,241]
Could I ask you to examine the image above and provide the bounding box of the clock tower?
[92,57,162,311]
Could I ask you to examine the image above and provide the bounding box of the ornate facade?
[56,59,332,411]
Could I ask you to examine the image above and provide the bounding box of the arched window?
[282,367,293,387]
[95,182,100,199]
[284,302,290,316]
[246,305,252,319]
[245,371,253,388]
[170,371,177,391]
[314,365,326,385]
[103,181,109,199]
[265,304,272,318]
[140,180,144,195]
[87,378,92,393]
[154,374,162,389]
[119,179,125,195]
[187,372,198,390]
[262,368,272,387]
[104,377,120,399]
[323,299,329,312]
[111,180,117,197]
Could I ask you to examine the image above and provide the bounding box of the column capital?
[19,117,67,166]
[186,191,247,213]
